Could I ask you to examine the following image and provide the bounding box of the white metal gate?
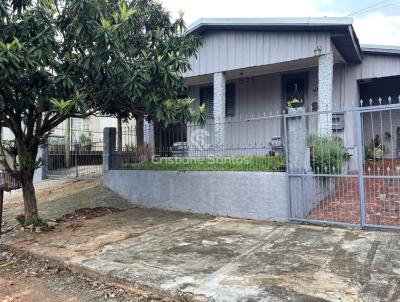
[287,103,400,230]
[46,129,103,179]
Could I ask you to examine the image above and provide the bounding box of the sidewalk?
[1,180,400,301]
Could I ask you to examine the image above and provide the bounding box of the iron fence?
[47,128,103,178]
[287,100,400,230]
[105,97,400,230]
[110,115,286,172]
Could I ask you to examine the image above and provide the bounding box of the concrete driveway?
[1,181,400,301]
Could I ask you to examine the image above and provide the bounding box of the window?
[200,86,214,119]
[225,83,235,117]
[199,83,236,119]
[71,118,83,131]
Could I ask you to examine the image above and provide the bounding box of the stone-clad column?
[318,52,333,136]
[214,72,226,155]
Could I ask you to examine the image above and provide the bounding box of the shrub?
[307,134,350,174]
[126,155,286,172]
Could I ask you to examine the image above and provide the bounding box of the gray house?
[105,18,400,228]
[179,17,400,159]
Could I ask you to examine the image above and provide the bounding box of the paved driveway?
[1,182,400,301]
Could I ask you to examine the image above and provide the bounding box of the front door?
[282,72,309,111]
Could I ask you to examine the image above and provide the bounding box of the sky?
[159,0,400,46]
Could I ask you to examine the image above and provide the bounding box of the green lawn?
[125,155,285,172]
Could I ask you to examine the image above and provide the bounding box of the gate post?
[103,127,116,172]
[287,107,312,219]
[355,112,366,227]
[287,107,311,173]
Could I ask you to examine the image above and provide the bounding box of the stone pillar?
[318,52,333,136]
[214,72,226,155]
[103,127,116,172]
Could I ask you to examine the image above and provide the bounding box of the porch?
[185,55,338,154]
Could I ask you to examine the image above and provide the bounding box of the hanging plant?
[287,98,303,109]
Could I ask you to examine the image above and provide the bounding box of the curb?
[0,243,206,302]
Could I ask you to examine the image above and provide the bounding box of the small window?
[200,84,236,119]
[71,118,83,131]
[226,83,235,117]
[200,86,214,119]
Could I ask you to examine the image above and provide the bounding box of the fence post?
[103,127,116,172]
[287,107,312,219]
[287,107,311,173]
[144,121,154,158]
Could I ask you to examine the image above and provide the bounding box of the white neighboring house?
[0,116,136,181]
[1,116,135,143]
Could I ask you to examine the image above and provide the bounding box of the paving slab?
[1,181,400,301]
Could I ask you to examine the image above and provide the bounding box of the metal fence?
[47,128,103,178]
[105,98,400,230]
[110,116,286,172]
[287,101,400,230]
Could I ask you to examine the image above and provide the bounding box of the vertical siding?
[358,54,400,80]
[184,30,331,77]
[187,68,319,148]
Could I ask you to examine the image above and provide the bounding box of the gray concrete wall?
[103,170,289,222]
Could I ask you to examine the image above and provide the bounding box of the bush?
[307,134,350,174]
[126,155,286,172]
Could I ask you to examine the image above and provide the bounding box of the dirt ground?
[1,178,175,302]
[0,247,170,302]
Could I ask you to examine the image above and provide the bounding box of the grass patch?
[124,155,286,172]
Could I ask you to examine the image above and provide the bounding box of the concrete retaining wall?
[103,170,289,221]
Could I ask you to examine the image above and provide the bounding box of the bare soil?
[0,247,173,302]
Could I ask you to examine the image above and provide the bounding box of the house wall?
[357,54,400,80]
[184,30,331,78]
[187,69,315,155]
[186,65,358,154]
[103,170,289,221]
[338,54,400,159]
[185,43,400,161]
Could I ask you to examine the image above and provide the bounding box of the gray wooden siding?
[184,30,331,77]
[357,54,400,80]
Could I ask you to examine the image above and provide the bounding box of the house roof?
[186,17,354,34]
[361,44,400,56]
[186,17,363,63]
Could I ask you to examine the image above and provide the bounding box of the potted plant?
[78,133,92,152]
[287,98,304,116]
[287,98,303,109]
[366,135,388,160]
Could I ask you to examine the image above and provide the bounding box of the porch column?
[318,52,333,136]
[214,72,226,155]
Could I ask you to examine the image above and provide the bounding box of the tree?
[0,0,202,225]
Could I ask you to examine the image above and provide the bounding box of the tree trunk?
[117,117,122,152]
[21,169,38,224]
[136,117,144,146]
